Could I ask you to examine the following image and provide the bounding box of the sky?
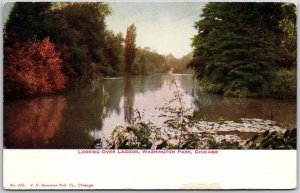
[106,2,205,58]
[4,2,205,58]
[3,2,14,23]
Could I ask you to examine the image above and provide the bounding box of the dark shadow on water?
[3,74,296,148]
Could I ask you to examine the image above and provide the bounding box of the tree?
[133,47,168,74]
[275,3,297,68]
[4,38,67,97]
[50,2,111,79]
[102,31,125,75]
[125,24,137,73]
[5,2,112,81]
[4,2,52,46]
[191,3,289,97]
[172,53,194,74]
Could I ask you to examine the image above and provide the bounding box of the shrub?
[4,38,67,97]
[262,69,296,99]
[99,65,117,77]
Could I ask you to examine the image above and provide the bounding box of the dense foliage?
[5,2,295,99]
[133,47,169,74]
[191,3,296,98]
[4,38,67,97]
[4,2,53,44]
[4,2,176,98]
[102,31,125,76]
[171,53,194,74]
[262,68,297,99]
[245,128,296,149]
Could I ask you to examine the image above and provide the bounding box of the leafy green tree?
[102,31,125,75]
[275,3,297,68]
[132,47,168,74]
[4,2,52,45]
[125,24,137,73]
[191,3,291,97]
[52,2,111,78]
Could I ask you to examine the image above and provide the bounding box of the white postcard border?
[3,149,297,190]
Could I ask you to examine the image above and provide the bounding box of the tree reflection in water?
[4,96,66,148]
[124,76,134,124]
[3,74,296,148]
[192,87,296,127]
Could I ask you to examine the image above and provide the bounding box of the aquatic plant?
[104,110,160,149]
[157,77,197,148]
[92,78,296,150]
[245,128,296,149]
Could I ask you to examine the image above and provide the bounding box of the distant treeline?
[190,2,297,98]
[4,2,191,98]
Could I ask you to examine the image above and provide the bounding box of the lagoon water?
[4,74,296,148]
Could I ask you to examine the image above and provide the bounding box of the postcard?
[2,0,297,190]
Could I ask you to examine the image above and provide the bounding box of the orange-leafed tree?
[4,38,67,97]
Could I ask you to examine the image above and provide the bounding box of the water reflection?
[3,74,296,148]
[4,96,66,148]
[193,88,296,127]
[124,77,134,123]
